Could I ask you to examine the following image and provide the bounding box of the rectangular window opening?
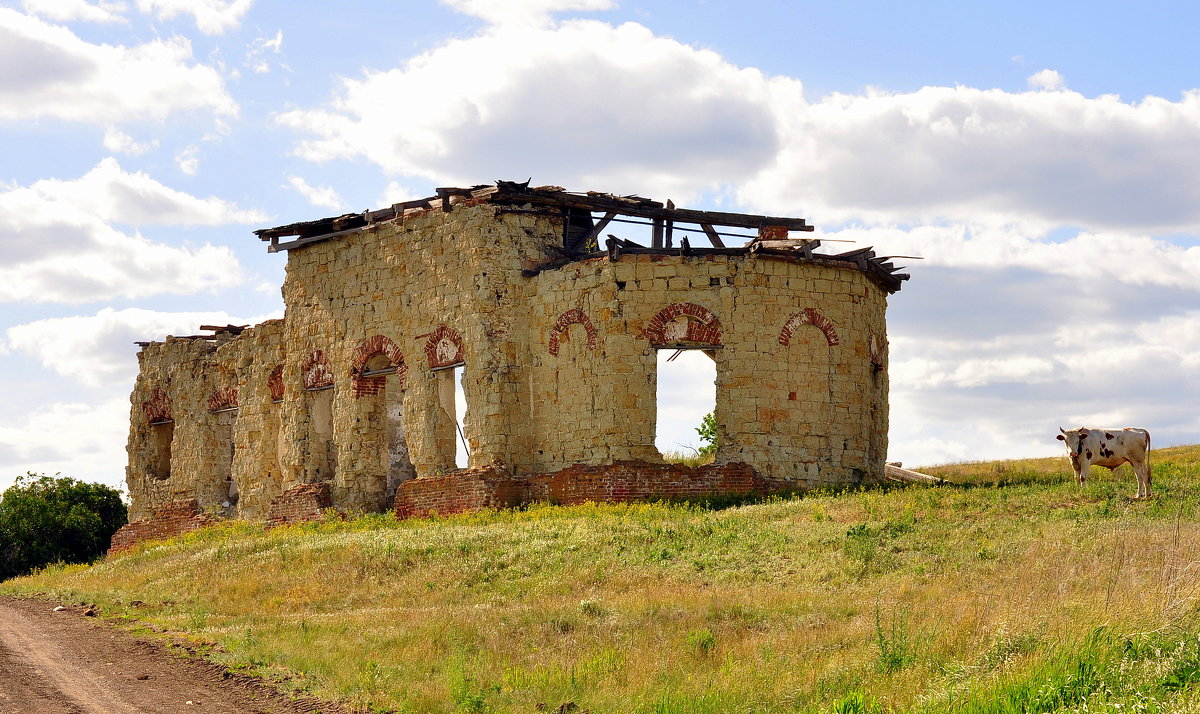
[654,348,717,465]
[437,365,470,469]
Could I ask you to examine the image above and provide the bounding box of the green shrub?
[0,473,127,580]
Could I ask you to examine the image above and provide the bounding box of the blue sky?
[3,0,1200,493]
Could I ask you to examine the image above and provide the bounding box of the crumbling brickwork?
[123,182,905,545]
[109,500,220,552]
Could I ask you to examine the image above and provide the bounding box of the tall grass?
[6,447,1200,712]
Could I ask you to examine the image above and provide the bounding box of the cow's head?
[1056,426,1090,464]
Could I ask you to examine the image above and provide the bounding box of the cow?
[1056,427,1152,499]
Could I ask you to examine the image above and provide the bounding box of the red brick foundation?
[394,462,525,519]
[527,460,781,504]
[108,499,220,553]
[266,482,333,526]
[113,463,796,549]
[393,460,792,519]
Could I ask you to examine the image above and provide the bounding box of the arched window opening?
[655,348,717,462]
[779,321,835,467]
[208,387,238,509]
[308,387,335,480]
[303,350,337,482]
[212,414,237,508]
[425,325,468,471]
[360,351,415,497]
[647,304,722,464]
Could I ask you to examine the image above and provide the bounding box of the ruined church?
[115,181,907,547]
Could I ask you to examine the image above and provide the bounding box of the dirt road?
[0,597,346,714]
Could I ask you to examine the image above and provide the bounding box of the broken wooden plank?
[884,464,946,485]
[700,223,725,248]
[489,189,812,231]
[566,211,617,254]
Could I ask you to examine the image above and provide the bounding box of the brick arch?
[142,387,172,423]
[423,324,464,369]
[208,386,239,412]
[301,350,334,390]
[645,302,723,347]
[779,309,839,347]
[548,308,599,355]
[351,334,408,398]
[268,365,285,402]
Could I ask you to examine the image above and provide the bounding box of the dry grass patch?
[6,448,1200,712]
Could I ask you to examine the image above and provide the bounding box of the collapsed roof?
[255,180,909,293]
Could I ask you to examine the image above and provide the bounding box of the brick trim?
[423,324,465,369]
[141,387,172,423]
[548,308,598,355]
[644,302,723,346]
[301,350,334,390]
[208,386,239,412]
[779,308,839,347]
[350,334,408,398]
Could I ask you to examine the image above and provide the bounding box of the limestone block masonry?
[116,182,908,549]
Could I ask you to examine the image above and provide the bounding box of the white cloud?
[377,180,419,207]
[286,175,343,210]
[21,0,127,24]
[1027,68,1064,91]
[0,397,131,492]
[443,0,616,27]
[102,126,157,155]
[277,18,787,203]
[0,8,236,123]
[246,29,282,73]
[0,161,254,303]
[27,157,266,226]
[5,306,281,387]
[175,145,199,175]
[135,0,253,34]
[743,85,1200,233]
[823,223,1200,293]
[278,14,1200,237]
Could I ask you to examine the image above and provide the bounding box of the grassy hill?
[5,447,1200,713]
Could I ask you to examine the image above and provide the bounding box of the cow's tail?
[1145,430,1152,490]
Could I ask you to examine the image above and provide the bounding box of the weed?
[827,691,885,714]
[685,628,717,656]
[578,599,605,618]
[875,604,915,674]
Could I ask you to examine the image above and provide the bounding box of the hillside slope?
[6,448,1200,713]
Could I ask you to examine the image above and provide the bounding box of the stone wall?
[125,199,893,540]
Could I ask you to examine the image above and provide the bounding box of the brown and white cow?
[1056,427,1152,499]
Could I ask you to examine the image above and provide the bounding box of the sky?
[3,0,1200,493]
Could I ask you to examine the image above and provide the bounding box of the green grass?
[6,446,1200,712]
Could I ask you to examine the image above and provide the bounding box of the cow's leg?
[1134,456,1151,499]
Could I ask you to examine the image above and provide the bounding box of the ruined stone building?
[116,181,908,546]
